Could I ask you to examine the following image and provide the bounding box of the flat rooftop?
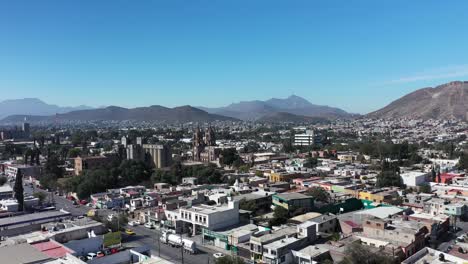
[264,237,299,249]
[183,204,233,214]
[0,210,71,228]
[274,192,310,201]
[295,245,330,258]
[0,243,52,264]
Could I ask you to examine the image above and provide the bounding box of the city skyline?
[2,1,468,113]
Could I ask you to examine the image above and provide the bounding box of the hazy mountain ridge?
[2,105,237,123]
[256,112,329,123]
[0,98,92,119]
[198,95,353,121]
[368,81,468,120]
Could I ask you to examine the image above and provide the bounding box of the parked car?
[107,214,115,221]
[213,253,225,259]
[96,251,105,258]
[128,221,141,226]
[144,222,155,229]
[87,253,97,260]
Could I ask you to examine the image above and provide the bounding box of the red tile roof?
[31,241,74,258]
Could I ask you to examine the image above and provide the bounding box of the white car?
[144,222,155,229]
[213,253,225,259]
[107,214,115,222]
[129,221,141,226]
[87,252,97,260]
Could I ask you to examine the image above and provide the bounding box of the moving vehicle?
[125,229,136,235]
[160,232,197,254]
[144,222,155,229]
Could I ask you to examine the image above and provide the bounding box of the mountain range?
[1,105,237,123]
[2,81,468,123]
[368,81,468,121]
[198,95,353,120]
[0,95,352,123]
[0,98,92,119]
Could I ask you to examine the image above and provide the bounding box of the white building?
[294,130,315,146]
[400,171,428,187]
[179,197,239,235]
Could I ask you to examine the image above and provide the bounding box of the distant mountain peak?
[199,95,352,121]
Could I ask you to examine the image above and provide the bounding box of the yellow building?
[268,172,300,183]
[358,189,398,204]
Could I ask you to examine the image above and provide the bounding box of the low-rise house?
[272,193,314,214]
[249,226,297,262]
[233,191,274,213]
[292,245,333,264]
[402,247,467,264]
[179,197,240,235]
[400,171,428,187]
[358,188,399,206]
[262,237,306,264]
[308,213,338,234]
[358,217,428,259]
[0,183,14,199]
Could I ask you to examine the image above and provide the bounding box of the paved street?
[124,226,218,264]
[23,184,221,264]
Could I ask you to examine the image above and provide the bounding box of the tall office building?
[125,137,171,168]
[294,130,316,146]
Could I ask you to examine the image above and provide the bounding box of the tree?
[238,165,250,173]
[239,198,257,212]
[68,148,82,158]
[220,148,243,167]
[242,141,260,153]
[119,160,151,186]
[14,170,24,211]
[303,157,318,168]
[459,152,468,171]
[33,192,47,205]
[215,256,245,264]
[419,183,432,194]
[0,176,7,186]
[106,213,129,232]
[269,206,289,226]
[339,243,397,264]
[376,161,403,188]
[305,186,330,203]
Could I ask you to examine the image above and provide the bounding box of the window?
[280,256,286,262]
[376,223,381,227]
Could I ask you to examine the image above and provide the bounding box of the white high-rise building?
[294,130,315,146]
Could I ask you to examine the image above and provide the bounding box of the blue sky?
[1,1,468,114]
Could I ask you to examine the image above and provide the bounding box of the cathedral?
[192,126,220,163]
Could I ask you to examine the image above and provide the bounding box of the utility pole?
[157,228,161,257]
[180,224,184,264]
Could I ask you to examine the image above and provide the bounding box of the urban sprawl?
[0,118,467,264]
